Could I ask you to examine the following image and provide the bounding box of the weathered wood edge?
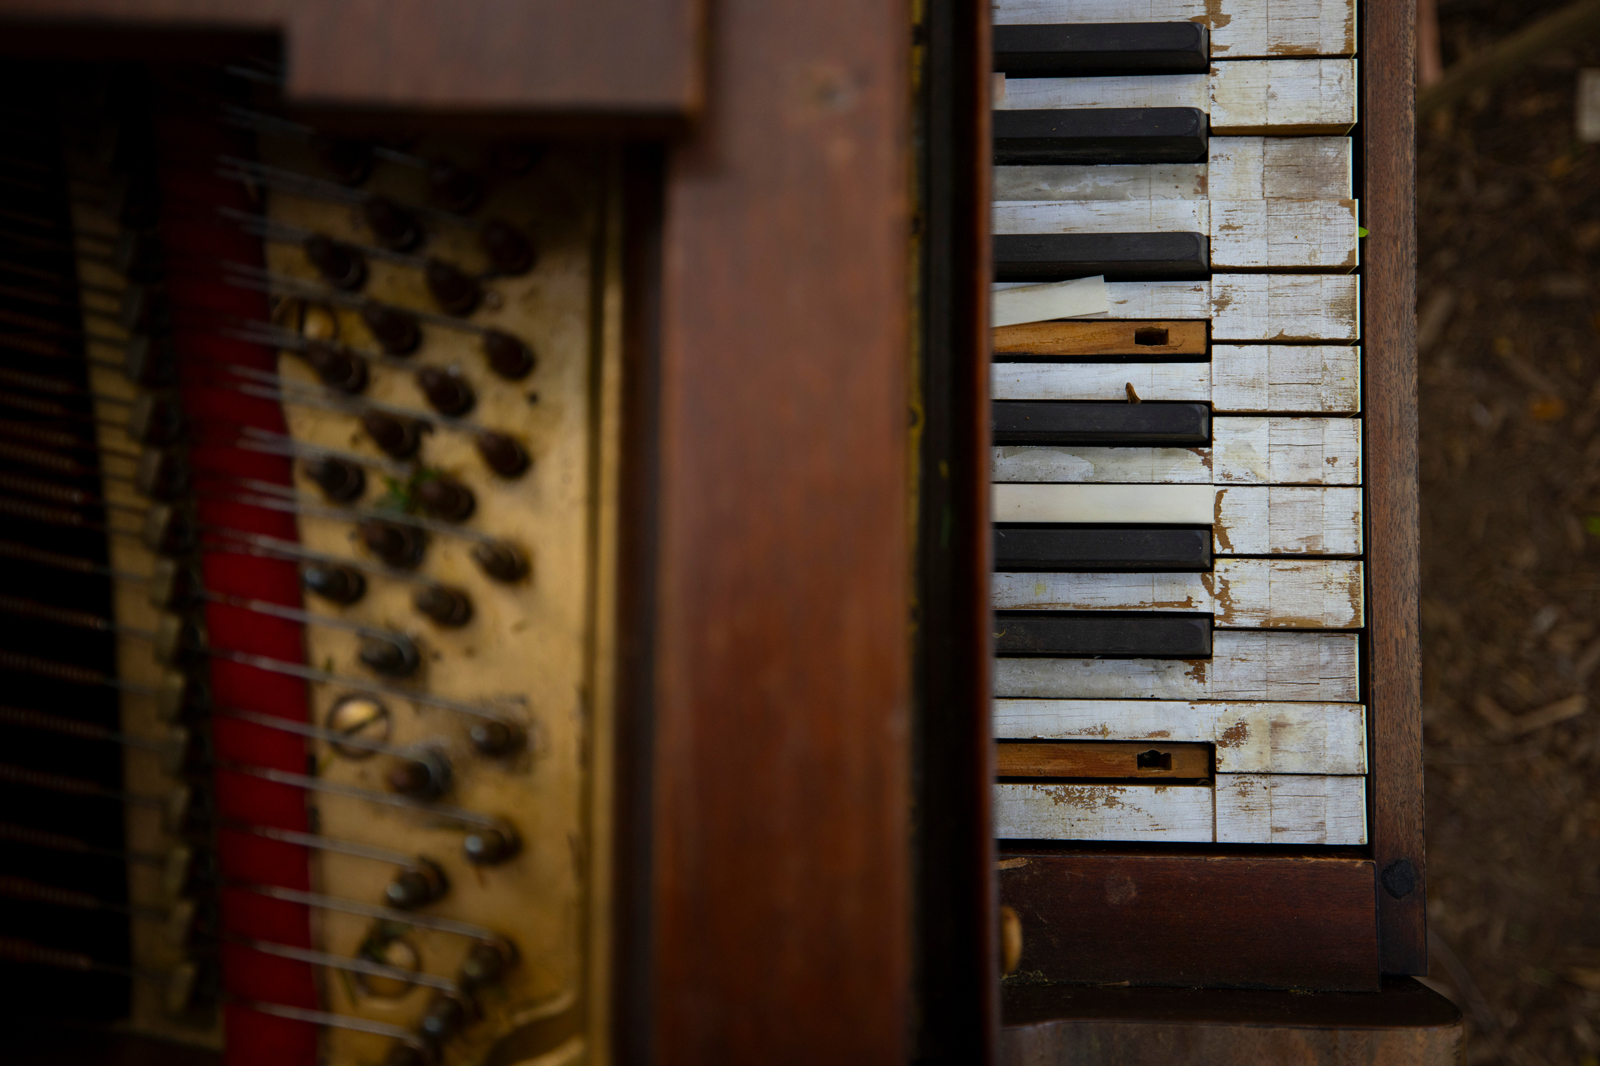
[1361,0,1425,974]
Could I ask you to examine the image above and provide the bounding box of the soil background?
[1420,3,1600,1063]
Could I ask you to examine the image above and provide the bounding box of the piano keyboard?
[990,0,1368,847]
[0,65,616,1065]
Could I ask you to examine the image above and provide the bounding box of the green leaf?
[1357,226,1369,238]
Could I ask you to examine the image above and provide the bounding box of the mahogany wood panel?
[999,853,1380,991]
[996,741,1212,779]
[1360,0,1425,974]
[999,980,1461,1066]
[645,0,911,1060]
[0,0,703,115]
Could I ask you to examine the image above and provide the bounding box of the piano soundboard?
[0,63,618,1065]
[988,1,1372,847]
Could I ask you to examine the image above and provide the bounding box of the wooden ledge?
[1000,979,1462,1066]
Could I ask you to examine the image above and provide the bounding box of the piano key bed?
[989,0,1368,846]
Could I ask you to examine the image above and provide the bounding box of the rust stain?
[1203,570,1231,624]
[1213,488,1233,551]
[1148,730,1171,739]
[1201,1,1230,31]
[1217,720,1249,749]
[1183,659,1209,687]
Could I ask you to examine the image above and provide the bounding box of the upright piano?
[0,0,1452,1063]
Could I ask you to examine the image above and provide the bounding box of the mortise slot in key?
[992,319,1206,360]
[1134,327,1169,346]
[995,740,1211,780]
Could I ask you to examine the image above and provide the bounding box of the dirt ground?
[1419,3,1600,1063]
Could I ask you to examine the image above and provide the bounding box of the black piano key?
[994,23,1210,77]
[993,401,1209,445]
[993,526,1212,572]
[993,108,1207,166]
[994,612,1211,658]
[994,232,1208,282]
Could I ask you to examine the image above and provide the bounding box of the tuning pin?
[479,220,534,276]
[304,234,368,291]
[361,304,422,356]
[385,750,451,800]
[303,455,366,503]
[313,136,375,186]
[412,585,472,627]
[428,160,483,214]
[468,720,522,757]
[470,541,527,583]
[461,821,520,865]
[161,783,195,835]
[359,520,427,569]
[358,635,422,679]
[162,897,200,949]
[127,392,185,445]
[123,333,178,387]
[361,411,425,459]
[458,939,518,991]
[414,476,474,522]
[473,432,529,478]
[161,842,196,902]
[384,859,449,910]
[423,258,480,317]
[134,447,189,500]
[481,330,534,380]
[415,366,475,416]
[302,563,366,605]
[420,993,471,1045]
[363,196,422,252]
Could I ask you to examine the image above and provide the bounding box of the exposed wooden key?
[996,740,1212,779]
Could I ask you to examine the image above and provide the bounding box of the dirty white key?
[1214,486,1363,555]
[1061,277,1358,339]
[1215,774,1367,844]
[992,346,1360,413]
[992,0,1357,59]
[995,782,1214,841]
[997,60,1357,135]
[1213,417,1361,484]
[991,559,1364,628]
[994,630,1360,701]
[992,699,1368,774]
[994,482,1214,524]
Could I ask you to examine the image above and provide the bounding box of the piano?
[0,0,1445,1063]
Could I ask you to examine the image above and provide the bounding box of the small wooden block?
[992,0,1358,59]
[1215,773,1367,844]
[1214,486,1364,555]
[991,559,1365,629]
[994,781,1214,841]
[992,699,1368,774]
[1210,274,1360,341]
[994,483,1214,524]
[994,630,1360,701]
[992,319,1208,358]
[1213,416,1362,484]
[996,740,1213,779]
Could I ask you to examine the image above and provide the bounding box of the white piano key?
[992,138,1352,204]
[993,198,1209,235]
[991,699,1368,774]
[994,782,1214,841]
[1210,345,1360,413]
[992,163,1207,202]
[992,0,1357,59]
[992,275,1109,327]
[1214,486,1363,555]
[993,446,1212,484]
[1209,199,1358,270]
[992,347,1359,414]
[1213,417,1361,484]
[991,559,1364,629]
[1208,137,1353,200]
[1215,774,1367,844]
[1210,274,1359,341]
[994,630,1360,701]
[994,482,1214,524]
[992,362,1213,404]
[996,61,1358,135]
[1102,280,1211,319]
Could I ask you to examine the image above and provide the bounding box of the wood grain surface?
[0,0,704,116]
[996,740,1212,779]
[999,979,1461,1066]
[1361,0,1425,975]
[992,320,1207,357]
[646,0,912,1059]
[998,853,1379,990]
